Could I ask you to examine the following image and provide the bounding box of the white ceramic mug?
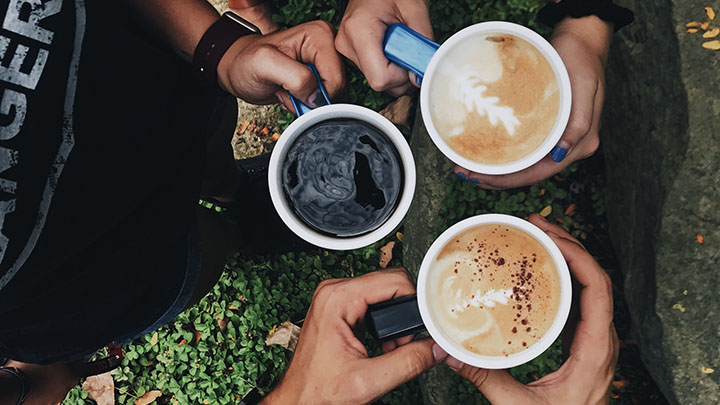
[383,22,572,175]
[268,101,416,251]
[366,214,572,369]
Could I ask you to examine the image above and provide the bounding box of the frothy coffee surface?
[282,119,403,237]
[428,33,560,165]
[427,224,561,357]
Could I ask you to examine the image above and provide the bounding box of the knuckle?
[308,19,335,35]
[567,116,592,136]
[313,280,335,300]
[367,76,392,92]
[253,44,276,61]
[406,349,430,376]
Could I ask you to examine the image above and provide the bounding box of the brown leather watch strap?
[192,12,260,91]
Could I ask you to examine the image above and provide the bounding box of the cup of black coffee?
[269,67,415,250]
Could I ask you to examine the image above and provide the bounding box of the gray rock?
[403,103,458,404]
[603,0,720,403]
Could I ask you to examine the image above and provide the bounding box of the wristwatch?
[192,11,261,90]
[0,366,30,405]
[538,0,635,32]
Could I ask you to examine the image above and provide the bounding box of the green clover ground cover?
[61,1,603,403]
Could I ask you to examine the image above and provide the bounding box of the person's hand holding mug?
[441,213,619,404]
[455,16,612,189]
[335,0,433,96]
[218,20,346,114]
[261,268,447,404]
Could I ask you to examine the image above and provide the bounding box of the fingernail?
[432,343,448,362]
[306,88,325,108]
[551,141,570,162]
[444,356,463,371]
[456,173,467,181]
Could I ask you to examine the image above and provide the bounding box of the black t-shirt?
[0,0,217,363]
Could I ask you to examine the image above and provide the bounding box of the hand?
[442,213,619,405]
[218,20,346,114]
[454,16,612,189]
[261,268,446,404]
[335,0,432,96]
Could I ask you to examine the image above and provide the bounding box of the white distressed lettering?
[0,89,26,140]
[3,0,62,45]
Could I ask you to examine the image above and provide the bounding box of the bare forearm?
[125,0,220,61]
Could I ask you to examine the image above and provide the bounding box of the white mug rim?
[416,214,572,369]
[419,21,572,175]
[268,104,416,251]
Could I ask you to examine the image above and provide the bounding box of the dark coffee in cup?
[281,119,403,237]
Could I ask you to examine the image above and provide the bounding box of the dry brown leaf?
[379,96,413,127]
[564,203,577,216]
[265,321,301,351]
[703,28,720,38]
[177,339,188,347]
[706,6,716,21]
[270,132,281,142]
[687,21,702,27]
[260,127,270,136]
[135,390,163,405]
[396,231,404,243]
[539,188,546,196]
[683,289,689,296]
[194,329,202,343]
[228,304,240,310]
[701,21,711,30]
[612,380,629,389]
[672,303,686,313]
[82,373,115,405]
[697,234,704,244]
[688,28,699,33]
[539,206,552,217]
[238,121,250,134]
[150,332,158,346]
[217,315,229,332]
[610,393,621,399]
[379,241,395,269]
[702,366,715,374]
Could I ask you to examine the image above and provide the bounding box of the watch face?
[224,11,261,34]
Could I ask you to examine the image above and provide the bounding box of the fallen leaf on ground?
[687,21,702,27]
[688,28,699,33]
[706,6,716,20]
[697,234,704,244]
[701,21,711,30]
[238,121,250,134]
[82,373,115,405]
[217,315,229,331]
[270,132,281,141]
[135,390,163,405]
[702,366,715,374]
[683,289,689,295]
[672,303,686,313]
[265,321,301,351]
[396,232,404,243]
[379,241,395,268]
[703,28,720,37]
[612,380,629,389]
[539,206,552,217]
[260,127,270,136]
[379,96,413,127]
[194,329,202,343]
[539,188,546,196]
[610,393,620,399]
[177,339,188,347]
[564,203,577,216]
[150,332,158,346]
[702,40,720,50]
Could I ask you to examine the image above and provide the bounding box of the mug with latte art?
[366,214,571,369]
[383,22,572,175]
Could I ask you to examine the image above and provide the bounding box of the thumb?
[551,76,598,162]
[448,360,538,403]
[363,338,441,398]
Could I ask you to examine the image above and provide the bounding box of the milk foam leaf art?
[383,22,571,175]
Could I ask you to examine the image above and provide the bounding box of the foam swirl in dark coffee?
[282,119,403,237]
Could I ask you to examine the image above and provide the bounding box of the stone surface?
[403,104,457,404]
[602,1,720,403]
